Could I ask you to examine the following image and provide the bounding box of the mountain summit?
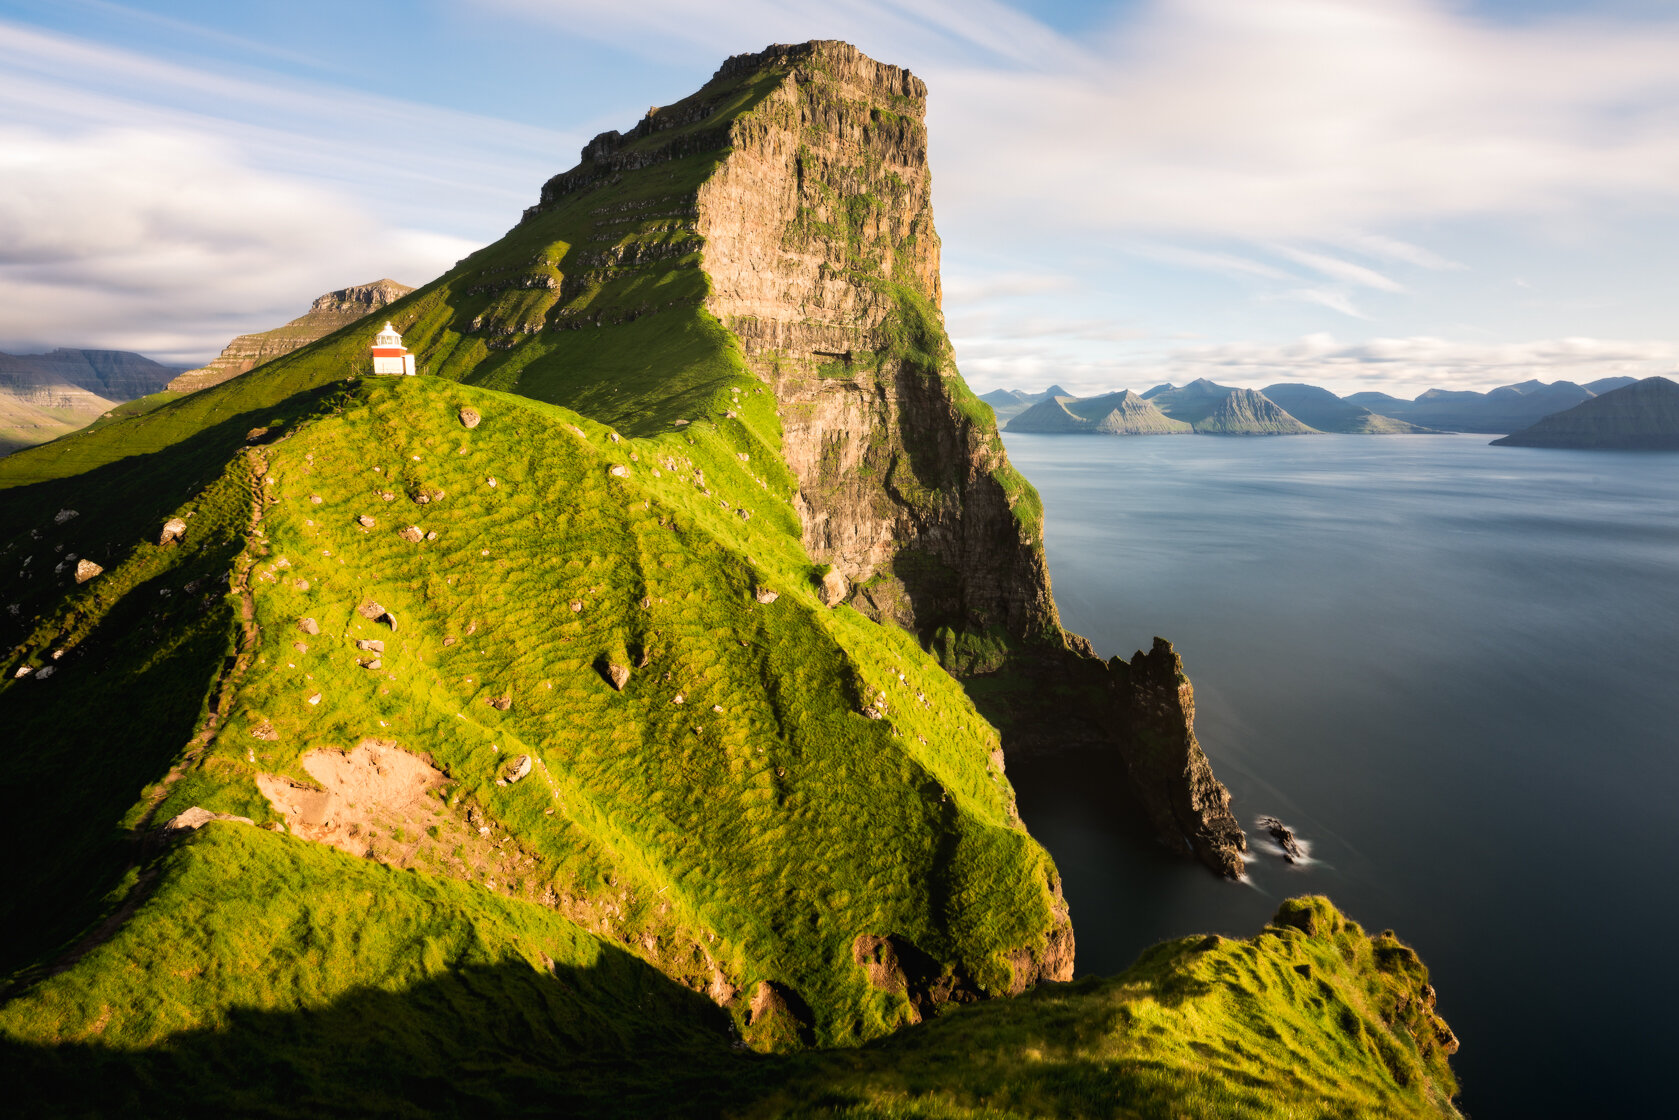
[0,42,1455,1117]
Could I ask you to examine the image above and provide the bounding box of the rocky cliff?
[167,279,413,393]
[511,40,1245,875]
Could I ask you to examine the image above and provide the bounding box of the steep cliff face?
[1112,639,1246,876]
[168,280,413,393]
[508,40,1243,874]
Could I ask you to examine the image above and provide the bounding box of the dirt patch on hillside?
[257,739,447,860]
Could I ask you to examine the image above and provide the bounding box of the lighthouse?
[370,321,416,376]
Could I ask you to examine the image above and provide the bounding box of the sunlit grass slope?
[2,869,1457,1119]
[2,370,1062,1048]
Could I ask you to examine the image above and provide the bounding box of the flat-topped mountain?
[0,349,182,456]
[1492,375,1679,449]
[168,279,414,393]
[0,41,1454,1118]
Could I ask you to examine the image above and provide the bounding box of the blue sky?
[1,0,1675,396]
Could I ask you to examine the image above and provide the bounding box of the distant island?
[985,375,1664,437]
[1492,376,1679,449]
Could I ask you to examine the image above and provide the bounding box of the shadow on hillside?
[1,945,1217,1120]
[2,948,758,1119]
[0,383,348,972]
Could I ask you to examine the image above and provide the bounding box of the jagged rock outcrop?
[1111,638,1246,876]
[168,280,413,393]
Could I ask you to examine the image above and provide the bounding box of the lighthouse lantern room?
[370,321,416,376]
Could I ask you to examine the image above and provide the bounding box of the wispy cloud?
[0,19,566,360]
[964,332,1679,398]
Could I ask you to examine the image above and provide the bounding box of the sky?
[1,0,1675,397]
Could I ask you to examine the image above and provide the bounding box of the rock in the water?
[73,558,102,584]
[503,755,533,784]
[159,517,188,545]
[163,806,254,833]
[1258,815,1304,863]
[459,406,481,429]
[817,568,848,607]
[398,525,423,543]
[606,663,630,691]
[298,617,320,635]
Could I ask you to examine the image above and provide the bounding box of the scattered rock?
[307,692,322,705]
[503,755,533,784]
[755,587,779,604]
[488,696,512,711]
[310,494,323,505]
[355,639,385,653]
[159,517,188,545]
[358,602,385,620]
[425,531,437,541]
[725,410,737,419]
[862,707,883,720]
[1258,816,1305,863]
[737,508,751,520]
[53,508,78,524]
[606,663,630,691]
[292,641,308,653]
[34,665,55,680]
[609,464,629,478]
[458,406,481,429]
[398,525,423,543]
[73,558,103,584]
[380,491,395,502]
[377,611,397,631]
[246,427,269,442]
[608,432,621,443]
[487,477,497,488]
[251,721,279,741]
[570,600,583,613]
[361,658,383,671]
[711,704,724,713]
[673,419,689,427]
[673,693,684,704]
[357,515,376,529]
[14,665,33,678]
[163,806,254,833]
[817,568,848,607]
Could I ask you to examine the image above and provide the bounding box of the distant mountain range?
[1492,376,1679,449]
[0,349,183,456]
[986,375,1660,438]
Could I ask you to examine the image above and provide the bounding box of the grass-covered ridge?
[2,857,1457,1120]
[2,371,1065,1048]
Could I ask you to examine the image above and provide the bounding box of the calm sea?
[999,431,1679,1119]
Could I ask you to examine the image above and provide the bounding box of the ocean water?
[998,432,1679,1119]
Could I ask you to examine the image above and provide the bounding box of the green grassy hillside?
[0,39,1458,1118]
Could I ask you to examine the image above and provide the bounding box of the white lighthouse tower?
[370,321,416,376]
